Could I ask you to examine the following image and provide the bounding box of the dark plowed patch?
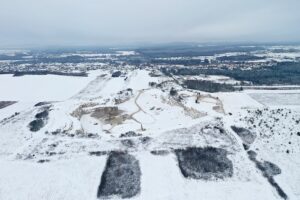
[35,110,49,119]
[37,159,50,163]
[29,119,45,132]
[120,131,141,138]
[97,151,141,199]
[121,139,136,148]
[247,151,287,199]
[34,102,51,107]
[89,151,108,156]
[0,101,17,109]
[175,147,233,180]
[247,150,257,161]
[139,136,152,144]
[28,107,50,132]
[269,177,288,200]
[231,126,256,145]
[150,150,170,156]
[258,161,281,177]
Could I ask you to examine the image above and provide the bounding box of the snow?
[137,152,278,200]
[0,68,299,200]
[249,93,300,106]
[0,157,107,200]
[216,92,263,112]
[228,103,300,200]
[0,71,100,102]
[0,152,280,200]
[116,51,137,56]
[0,101,35,121]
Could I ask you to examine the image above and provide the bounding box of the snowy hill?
[0,68,299,200]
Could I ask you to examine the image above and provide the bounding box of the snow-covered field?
[0,69,299,200]
[0,71,100,101]
[249,93,300,106]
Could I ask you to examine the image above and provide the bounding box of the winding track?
[109,89,151,132]
[130,90,147,118]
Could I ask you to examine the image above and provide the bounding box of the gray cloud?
[0,0,299,47]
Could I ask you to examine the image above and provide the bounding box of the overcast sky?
[0,0,300,47]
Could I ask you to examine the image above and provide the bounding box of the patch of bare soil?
[71,102,99,119]
[196,93,225,114]
[114,88,133,104]
[91,107,130,126]
[162,95,206,119]
[0,101,17,109]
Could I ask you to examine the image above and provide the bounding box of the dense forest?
[184,80,236,92]
[162,62,300,85]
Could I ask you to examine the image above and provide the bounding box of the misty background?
[0,0,300,48]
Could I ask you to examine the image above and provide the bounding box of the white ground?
[0,69,299,200]
[0,71,100,101]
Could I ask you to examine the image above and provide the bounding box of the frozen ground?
[0,69,299,200]
[248,93,300,106]
[0,71,100,101]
